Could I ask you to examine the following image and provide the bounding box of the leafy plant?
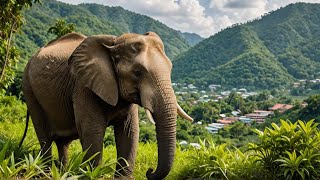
[47,19,76,38]
[0,0,41,88]
[248,119,320,179]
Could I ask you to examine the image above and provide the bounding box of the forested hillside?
[173,2,320,90]
[15,0,191,69]
[179,32,204,46]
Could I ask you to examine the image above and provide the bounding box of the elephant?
[20,32,193,180]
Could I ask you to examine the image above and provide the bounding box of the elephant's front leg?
[114,104,139,178]
[73,88,108,165]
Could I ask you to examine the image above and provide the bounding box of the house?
[208,84,221,90]
[293,82,300,88]
[238,88,247,93]
[217,117,239,125]
[239,116,253,124]
[245,110,273,124]
[179,141,201,149]
[301,102,308,107]
[269,104,293,113]
[188,84,197,89]
[221,91,231,96]
[205,123,226,134]
[190,143,201,149]
[241,94,250,99]
[179,141,188,147]
[231,111,240,116]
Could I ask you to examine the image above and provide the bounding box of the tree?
[48,19,76,38]
[0,0,41,88]
[225,91,244,110]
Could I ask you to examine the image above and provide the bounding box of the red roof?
[217,119,234,124]
[269,104,293,111]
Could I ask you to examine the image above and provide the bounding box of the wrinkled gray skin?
[22,32,178,179]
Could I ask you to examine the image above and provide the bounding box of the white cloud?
[57,0,320,37]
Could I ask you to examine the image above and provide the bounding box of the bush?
[248,119,320,179]
[0,90,26,123]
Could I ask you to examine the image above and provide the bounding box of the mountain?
[179,32,204,46]
[15,0,192,69]
[172,2,320,90]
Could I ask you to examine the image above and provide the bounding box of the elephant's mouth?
[128,92,142,105]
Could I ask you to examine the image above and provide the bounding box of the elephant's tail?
[18,111,30,148]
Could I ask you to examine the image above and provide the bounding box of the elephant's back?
[27,33,86,80]
[26,34,86,96]
[24,33,87,137]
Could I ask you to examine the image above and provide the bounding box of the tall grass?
[1,119,320,179]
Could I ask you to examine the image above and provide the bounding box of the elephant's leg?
[73,88,107,166]
[114,104,139,177]
[24,85,53,160]
[55,138,72,165]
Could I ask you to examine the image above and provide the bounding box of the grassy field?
[0,120,192,179]
[2,119,320,179]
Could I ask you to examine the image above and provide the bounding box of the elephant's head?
[68,32,192,179]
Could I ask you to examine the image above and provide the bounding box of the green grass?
[1,101,320,180]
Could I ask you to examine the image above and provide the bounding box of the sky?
[57,0,320,37]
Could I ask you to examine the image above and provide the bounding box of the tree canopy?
[0,0,40,88]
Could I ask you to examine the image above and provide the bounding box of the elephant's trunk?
[146,77,177,180]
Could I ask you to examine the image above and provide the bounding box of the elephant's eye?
[132,69,143,78]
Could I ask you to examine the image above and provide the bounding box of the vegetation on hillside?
[15,0,191,70]
[47,19,75,38]
[180,31,204,46]
[0,0,40,88]
[173,2,320,90]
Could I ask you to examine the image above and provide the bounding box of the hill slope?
[179,32,204,46]
[172,2,320,90]
[16,0,191,69]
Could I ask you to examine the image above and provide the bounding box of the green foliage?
[173,3,320,90]
[47,19,75,38]
[180,32,204,46]
[248,120,320,179]
[0,142,49,179]
[0,0,40,88]
[219,121,253,139]
[1,119,320,179]
[178,140,265,180]
[176,119,212,142]
[299,95,320,122]
[0,144,119,179]
[139,123,156,143]
[0,90,26,122]
[183,100,233,123]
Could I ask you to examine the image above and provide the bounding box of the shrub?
[177,140,265,180]
[248,119,320,179]
[0,90,26,123]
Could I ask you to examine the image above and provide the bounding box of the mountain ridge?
[172,2,320,90]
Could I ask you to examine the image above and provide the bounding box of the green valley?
[173,2,320,90]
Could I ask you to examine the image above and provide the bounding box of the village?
[173,82,301,134]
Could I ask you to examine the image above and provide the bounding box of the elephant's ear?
[68,35,118,106]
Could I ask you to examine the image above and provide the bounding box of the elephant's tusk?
[145,108,156,125]
[177,103,194,122]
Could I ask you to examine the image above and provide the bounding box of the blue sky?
[58,0,320,37]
